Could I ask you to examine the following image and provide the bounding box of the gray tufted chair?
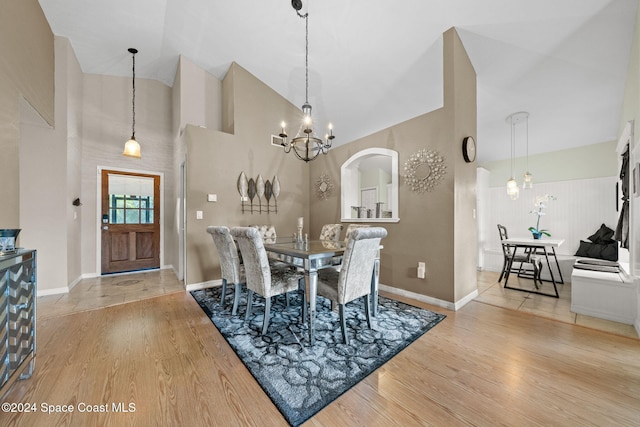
[230,226,306,335]
[343,224,370,242]
[207,226,246,315]
[249,224,277,243]
[316,227,387,345]
[319,223,343,242]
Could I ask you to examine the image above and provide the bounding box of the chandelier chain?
[297,11,309,104]
[131,50,136,138]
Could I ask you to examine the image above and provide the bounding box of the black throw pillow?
[575,240,592,257]
[588,224,615,244]
[575,240,618,261]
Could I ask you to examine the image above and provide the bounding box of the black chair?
[497,224,542,285]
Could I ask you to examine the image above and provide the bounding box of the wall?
[480,140,618,187]
[618,4,640,333]
[0,0,54,227]
[171,56,224,279]
[308,28,477,306]
[184,63,309,287]
[80,74,174,276]
[479,141,620,281]
[19,37,83,293]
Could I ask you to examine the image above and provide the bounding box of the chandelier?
[123,48,141,158]
[278,0,334,162]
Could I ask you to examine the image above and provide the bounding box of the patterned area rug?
[191,287,445,426]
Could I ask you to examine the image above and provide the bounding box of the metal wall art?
[238,172,280,214]
[403,149,447,193]
[315,173,333,200]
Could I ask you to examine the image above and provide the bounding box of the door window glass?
[108,174,155,224]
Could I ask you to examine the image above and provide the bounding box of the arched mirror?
[341,148,399,222]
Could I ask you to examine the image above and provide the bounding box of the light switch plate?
[207,194,217,202]
[196,210,203,220]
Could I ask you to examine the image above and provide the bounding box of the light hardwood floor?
[3,270,639,426]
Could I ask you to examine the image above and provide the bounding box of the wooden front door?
[101,170,161,274]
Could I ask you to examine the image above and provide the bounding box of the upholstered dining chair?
[230,226,306,335]
[206,226,245,315]
[319,223,343,242]
[249,224,277,243]
[497,224,542,285]
[316,226,387,345]
[343,224,370,242]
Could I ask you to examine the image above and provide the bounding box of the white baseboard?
[454,289,480,310]
[68,275,82,291]
[38,286,69,297]
[186,279,222,292]
[379,283,476,311]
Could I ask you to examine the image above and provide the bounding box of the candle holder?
[297,226,303,243]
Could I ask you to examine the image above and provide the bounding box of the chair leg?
[245,290,254,321]
[339,304,349,345]
[232,283,242,315]
[220,279,227,306]
[498,258,508,282]
[364,294,372,329]
[262,296,271,335]
[285,292,290,307]
[537,260,544,286]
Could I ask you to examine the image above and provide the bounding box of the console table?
[0,249,36,397]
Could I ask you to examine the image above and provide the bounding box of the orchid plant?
[528,194,556,238]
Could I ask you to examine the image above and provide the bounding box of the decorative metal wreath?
[403,149,447,192]
[315,172,334,200]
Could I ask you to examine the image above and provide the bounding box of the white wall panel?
[483,176,620,268]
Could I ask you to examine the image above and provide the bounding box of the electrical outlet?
[196,210,203,220]
[417,262,426,279]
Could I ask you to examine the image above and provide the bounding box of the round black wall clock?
[462,136,476,163]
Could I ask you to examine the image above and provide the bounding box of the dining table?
[263,238,381,346]
[502,237,565,297]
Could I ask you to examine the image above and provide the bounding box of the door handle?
[103,225,109,230]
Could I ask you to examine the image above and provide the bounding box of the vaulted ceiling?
[39,0,637,162]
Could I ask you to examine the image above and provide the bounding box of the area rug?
[191,287,445,426]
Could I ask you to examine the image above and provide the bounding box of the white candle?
[297,217,304,228]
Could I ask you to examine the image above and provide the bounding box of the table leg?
[305,270,318,345]
[542,248,559,297]
[550,247,565,284]
[370,258,380,317]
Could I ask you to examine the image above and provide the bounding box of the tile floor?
[475,270,639,339]
[37,268,185,320]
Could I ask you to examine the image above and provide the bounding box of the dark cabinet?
[0,249,36,397]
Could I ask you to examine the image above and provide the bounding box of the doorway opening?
[100,169,161,275]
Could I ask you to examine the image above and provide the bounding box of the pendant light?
[277,0,334,162]
[522,112,533,189]
[505,112,521,200]
[123,48,141,158]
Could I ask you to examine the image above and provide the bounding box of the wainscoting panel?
[482,176,620,273]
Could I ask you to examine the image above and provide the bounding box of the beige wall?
[184,63,310,286]
[0,0,54,227]
[80,74,175,275]
[309,28,477,305]
[19,37,83,292]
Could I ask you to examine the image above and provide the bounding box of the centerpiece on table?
[528,194,556,239]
